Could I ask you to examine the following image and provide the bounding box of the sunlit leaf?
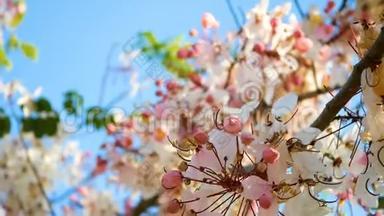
[9,13,25,28]
[20,42,38,60]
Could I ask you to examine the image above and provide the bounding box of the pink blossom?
[161,170,183,189]
[253,42,266,54]
[262,147,280,164]
[166,199,181,213]
[223,116,242,134]
[201,12,220,29]
[241,132,255,145]
[294,37,313,53]
[241,175,271,200]
[193,129,208,145]
[259,192,273,209]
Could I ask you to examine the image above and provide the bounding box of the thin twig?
[298,86,341,101]
[132,195,159,216]
[338,0,348,12]
[98,43,119,106]
[9,105,55,215]
[18,135,56,216]
[293,0,307,19]
[225,0,242,29]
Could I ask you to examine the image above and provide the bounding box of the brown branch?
[132,195,159,216]
[298,86,341,101]
[18,134,56,216]
[324,26,349,45]
[9,107,55,215]
[310,27,384,131]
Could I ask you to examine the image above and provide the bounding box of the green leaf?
[9,13,24,28]
[7,35,19,50]
[20,42,38,60]
[140,32,158,47]
[0,48,12,69]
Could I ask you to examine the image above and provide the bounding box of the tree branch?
[338,0,348,12]
[225,0,242,29]
[293,0,307,19]
[298,86,341,101]
[132,195,159,216]
[310,27,384,131]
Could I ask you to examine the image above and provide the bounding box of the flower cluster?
[101,0,384,215]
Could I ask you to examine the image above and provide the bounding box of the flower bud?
[167,199,182,213]
[193,129,208,145]
[241,132,254,145]
[262,147,280,164]
[177,48,190,59]
[189,28,198,37]
[202,12,220,29]
[253,42,265,54]
[294,37,313,53]
[161,170,183,189]
[259,193,272,209]
[223,116,242,134]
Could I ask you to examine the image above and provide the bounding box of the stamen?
[307,186,338,204]
[365,178,379,196]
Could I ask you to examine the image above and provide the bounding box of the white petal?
[239,100,260,122]
[295,127,321,145]
[272,93,298,118]
[241,175,269,200]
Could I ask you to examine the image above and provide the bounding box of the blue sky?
[2,0,367,215]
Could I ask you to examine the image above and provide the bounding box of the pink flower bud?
[115,136,133,149]
[177,48,190,59]
[253,42,265,54]
[206,94,214,104]
[201,12,220,29]
[155,79,162,87]
[106,124,117,135]
[155,90,163,97]
[241,132,254,145]
[291,73,303,86]
[223,116,242,134]
[229,98,243,108]
[294,37,313,53]
[161,170,183,189]
[189,28,198,37]
[323,24,334,35]
[293,29,304,38]
[167,199,182,213]
[262,147,280,164]
[270,18,278,28]
[193,129,208,145]
[166,81,179,92]
[259,193,273,209]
